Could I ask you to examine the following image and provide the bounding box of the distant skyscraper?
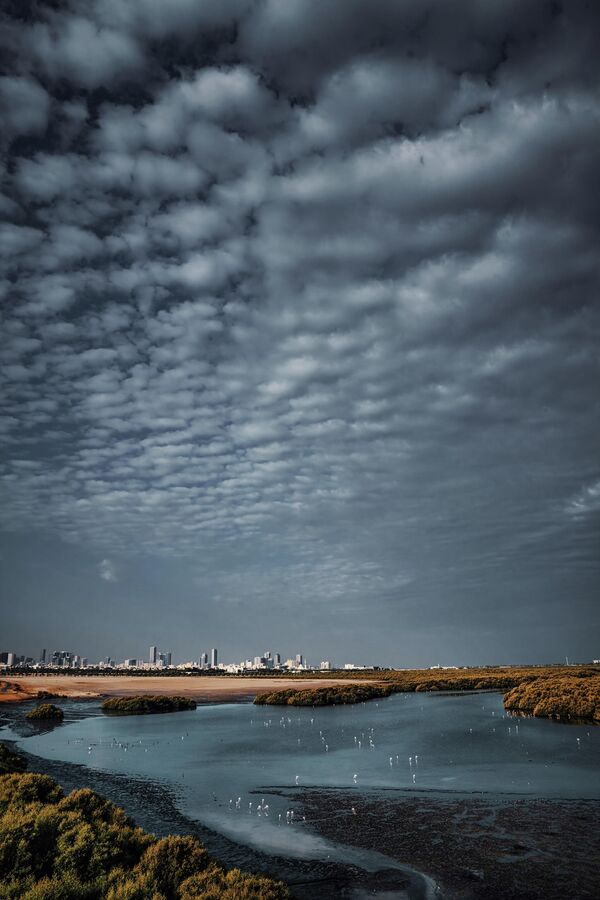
[166,651,172,666]
[149,645,157,664]
[295,653,303,666]
[274,653,281,667]
[41,648,46,664]
[211,648,218,667]
[200,652,208,668]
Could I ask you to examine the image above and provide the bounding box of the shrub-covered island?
[0,768,289,899]
[25,703,64,721]
[102,695,197,715]
[255,683,393,706]
[503,674,600,723]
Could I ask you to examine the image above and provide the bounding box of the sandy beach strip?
[0,675,366,705]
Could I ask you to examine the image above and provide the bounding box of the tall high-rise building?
[149,645,157,665]
[211,648,218,667]
[40,648,46,664]
[295,653,303,667]
[274,652,281,667]
[201,652,208,668]
[166,651,172,666]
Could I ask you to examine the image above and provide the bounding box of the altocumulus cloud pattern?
[0,1,599,663]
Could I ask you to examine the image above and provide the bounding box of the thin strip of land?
[0,675,370,705]
[3,666,599,723]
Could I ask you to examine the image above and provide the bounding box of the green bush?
[254,683,393,706]
[0,744,27,775]
[101,696,196,715]
[26,705,64,722]
[0,762,289,899]
[180,865,290,899]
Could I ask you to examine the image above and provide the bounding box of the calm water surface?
[4,692,599,886]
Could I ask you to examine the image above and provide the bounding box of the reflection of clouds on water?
[201,807,328,856]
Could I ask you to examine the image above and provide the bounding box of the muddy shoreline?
[300,787,600,899]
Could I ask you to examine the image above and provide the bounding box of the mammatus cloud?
[0,0,598,662]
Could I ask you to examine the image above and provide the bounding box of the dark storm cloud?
[0,0,598,663]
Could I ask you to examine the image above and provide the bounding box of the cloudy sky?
[1,0,598,667]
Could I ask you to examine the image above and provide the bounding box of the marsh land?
[2,686,599,899]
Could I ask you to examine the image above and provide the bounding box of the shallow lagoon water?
[5,691,600,894]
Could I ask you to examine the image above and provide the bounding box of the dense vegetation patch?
[102,695,197,715]
[334,665,598,695]
[0,744,27,775]
[253,666,600,713]
[255,683,393,706]
[25,703,64,721]
[503,674,600,723]
[0,766,289,899]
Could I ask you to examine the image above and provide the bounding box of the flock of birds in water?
[57,697,594,828]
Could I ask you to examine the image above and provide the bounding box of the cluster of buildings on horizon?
[4,648,598,672]
[0,647,365,672]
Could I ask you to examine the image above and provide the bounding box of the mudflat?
[0,675,364,704]
[301,789,600,899]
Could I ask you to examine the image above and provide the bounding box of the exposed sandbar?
[0,675,367,705]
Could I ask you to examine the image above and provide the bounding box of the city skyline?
[2,639,596,672]
[1,2,599,665]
